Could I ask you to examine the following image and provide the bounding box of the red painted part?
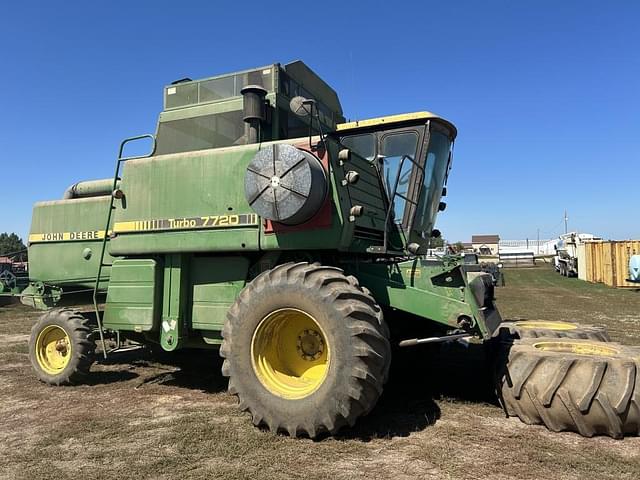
[264,142,332,234]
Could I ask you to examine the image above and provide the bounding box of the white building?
[499,239,557,256]
[471,235,500,255]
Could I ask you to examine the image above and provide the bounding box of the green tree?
[452,241,465,253]
[429,236,445,248]
[0,233,26,256]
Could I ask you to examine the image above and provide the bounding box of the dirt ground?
[1,266,639,480]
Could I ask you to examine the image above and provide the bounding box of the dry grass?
[1,265,639,479]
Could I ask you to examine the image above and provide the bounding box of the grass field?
[1,266,639,480]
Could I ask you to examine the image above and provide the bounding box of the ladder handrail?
[92,134,156,358]
[382,153,425,254]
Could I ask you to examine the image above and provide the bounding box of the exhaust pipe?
[241,85,267,144]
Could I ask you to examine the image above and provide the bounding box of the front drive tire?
[220,262,391,438]
[29,308,95,385]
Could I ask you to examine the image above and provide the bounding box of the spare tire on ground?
[496,320,609,342]
[496,338,640,438]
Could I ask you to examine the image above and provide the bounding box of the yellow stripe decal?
[29,213,260,243]
[29,214,260,243]
[113,213,260,234]
[28,230,109,243]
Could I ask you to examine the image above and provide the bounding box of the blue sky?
[1,1,638,242]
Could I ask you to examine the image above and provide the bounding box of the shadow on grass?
[95,347,228,393]
[0,297,15,307]
[338,341,499,441]
[86,369,140,385]
[90,339,499,441]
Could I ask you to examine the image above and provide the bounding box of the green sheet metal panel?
[109,145,262,256]
[28,196,116,288]
[109,229,259,256]
[103,258,159,331]
[190,256,249,331]
[108,138,369,256]
[341,153,387,231]
[351,259,490,335]
[160,254,190,350]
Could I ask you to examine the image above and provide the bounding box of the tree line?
[0,233,27,257]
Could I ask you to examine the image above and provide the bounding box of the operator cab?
[336,112,456,251]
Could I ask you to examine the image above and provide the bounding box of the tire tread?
[497,338,640,439]
[220,262,391,438]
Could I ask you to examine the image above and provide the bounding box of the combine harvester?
[15,61,640,438]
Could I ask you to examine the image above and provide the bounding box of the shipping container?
[577,243,587,280]
[584,240,640,288]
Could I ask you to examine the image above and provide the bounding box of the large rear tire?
[496,320,609,342]
[220,262,391,438]
[496,338,640,438]
[29,308,95,385]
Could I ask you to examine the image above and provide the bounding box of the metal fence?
[499,251,536,268]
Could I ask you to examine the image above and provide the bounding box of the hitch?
[398,332,472,347]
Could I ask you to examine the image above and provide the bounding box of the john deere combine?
[22,61,640,438]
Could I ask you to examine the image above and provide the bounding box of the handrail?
[92,134,156,358]
[382,154,425,254]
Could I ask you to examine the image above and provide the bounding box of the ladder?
[92,134,156,358]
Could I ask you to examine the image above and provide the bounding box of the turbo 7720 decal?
[29,213,260,243]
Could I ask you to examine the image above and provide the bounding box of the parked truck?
[14,61,640,439]
[554,232,600,277]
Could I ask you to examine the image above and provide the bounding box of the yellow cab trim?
[335,111,456,137]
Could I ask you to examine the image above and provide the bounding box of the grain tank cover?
[155,61,345,155]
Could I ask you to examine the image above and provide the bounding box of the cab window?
[341,133,375,160]
[380,132,419,223]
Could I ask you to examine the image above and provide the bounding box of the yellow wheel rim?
[514,320,578,331]
[35,325,72,374]
[251,308,330,399]
[534,341,619,357]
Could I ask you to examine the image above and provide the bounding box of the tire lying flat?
[496,320,609,342]
[496,338,640,438]
[220,262,391,438]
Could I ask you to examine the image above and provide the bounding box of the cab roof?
[335,111,457,138]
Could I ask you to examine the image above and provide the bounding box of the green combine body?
[25,61,499,344]
[24,61,636,440]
